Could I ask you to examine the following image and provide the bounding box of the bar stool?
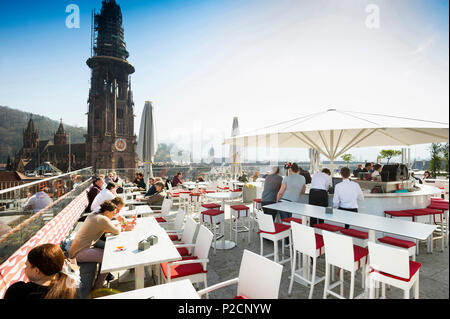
[201,209,225,255]
[230,205,251,244]
[322,230,369,299]
[340,226,369,248]
[409,208,444,252]
[288,222,325,299]
[368,242,421,299]
[313,221,345,234]
[384,210,420,255]
[427,201,449,248]
[189,192,202,215]
[179,191,191,212]
[255,211,291,265]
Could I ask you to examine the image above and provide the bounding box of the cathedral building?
[85,0,138,171]
[13,116,86,173]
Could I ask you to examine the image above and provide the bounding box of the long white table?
[120,205,153,218]
[264,201,437,292]
[101,216,181,290]
[97,279,200,299]
[264,201,436,241]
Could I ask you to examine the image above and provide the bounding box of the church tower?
[85,0,137,171]
[23,114,39,156]
[54,119,69,145]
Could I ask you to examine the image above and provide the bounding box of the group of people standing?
[261,163,364,227]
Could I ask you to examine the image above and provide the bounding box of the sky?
[0,0,448,163]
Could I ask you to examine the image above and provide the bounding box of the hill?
[0,106,87,162]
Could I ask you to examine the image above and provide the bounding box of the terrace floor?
[107,201,449,299]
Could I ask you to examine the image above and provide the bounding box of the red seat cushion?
[201,209,224,217]
[281,217,303,224]
[370,261,421,282]
[340,228,369,239]
[253,199,262,203]
[232,189,242,192]
[161,256,206,279]
[314,223,344,232]
[378,236,416,248]
[169,234,179,241]
[404,209,432,216]
[204,190,216,193]
[428,204,449,211]
[315,234,324,250]
[233,295,249,299]
[258,223,290,235]
[353,245,369,262]
[218,187,229,190]
[230,205,249,211]
[384,210,414,218]
[201,203,221,209]
[155,217,167,223]
[177,247,191,256]
[171,193,180,197]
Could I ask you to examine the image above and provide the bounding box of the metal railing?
[0,167,93,264]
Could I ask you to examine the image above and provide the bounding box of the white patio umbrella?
[137,101,157,188]
[224,109,449,174]
[230,117,242,180]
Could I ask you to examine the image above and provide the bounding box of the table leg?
[135,265,145,290]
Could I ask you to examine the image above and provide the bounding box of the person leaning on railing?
[22,184,53,213]
[3,244,78,299]
[68,201,134,290]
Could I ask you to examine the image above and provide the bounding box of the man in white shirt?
[22,186,53,212]
[309,168,331,226]
[333,167,364,229]
[91,182,117,213]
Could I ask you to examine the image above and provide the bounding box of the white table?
[205,191,242,250]
[97,279,200,299]
[264,201,437,290]
[101,216,181,290]
[121,205,153,218]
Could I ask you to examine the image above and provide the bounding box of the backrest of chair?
[194,225,214,260]
[237,249,283,299]
[291,222,317,257]
[368,242,410,279]
[325,220,346,228]
[167,182,173,192]
[255,211,275,233]
[161,198,173,216]
[322,230,355,271]
[174,209,186,230]
[181,216,198,245]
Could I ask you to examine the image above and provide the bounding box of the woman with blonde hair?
[4,244,79,299]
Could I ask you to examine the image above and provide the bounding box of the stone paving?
[109,201,449,299]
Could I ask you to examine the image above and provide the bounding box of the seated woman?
[251,172,259,182]
[4,244,78,299]
[197,176,205,182]
[69,201,134,290]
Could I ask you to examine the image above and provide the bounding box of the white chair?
[377,233,417,261]
[255,211,291,265]
[197,249,283,299]
[339,226,369,248]
[322,230,369,299]
[167,216,199,257]
[368,242,421,299]
[179,192,191,213]
[152,198,174,224]
[159,225,214,294]
[288,222,325,299]
[161,208,185,232]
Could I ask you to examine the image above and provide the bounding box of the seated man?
[91,182,117,213]
[172,172,184,187]
[137,182,166,209]
[144,177,156,197]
